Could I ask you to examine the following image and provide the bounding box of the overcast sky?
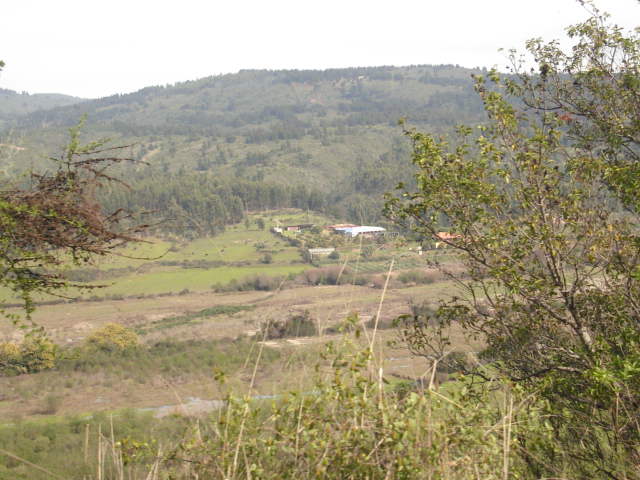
[1,0,638,99]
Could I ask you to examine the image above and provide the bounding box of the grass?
[0,211,343,304]
[57,337,279,378]
[0,335,525,480]
[136,304,256,334]
[94,228,298,268]
[0,409,191,480]
[0,255,307,303]
[0,253,504,479]
[0,336,284,421]
[80,264,306,298]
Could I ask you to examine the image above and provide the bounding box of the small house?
[284,223,314,232]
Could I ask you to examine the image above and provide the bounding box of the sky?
[1,0,638,99]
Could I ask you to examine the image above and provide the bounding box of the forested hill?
[0,89,84,130]
[0,65,487,227]
[4,65,485,134]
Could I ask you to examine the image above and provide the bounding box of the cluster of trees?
[0,323,139,376]
[387,5,640,477]
[101,173,328,236]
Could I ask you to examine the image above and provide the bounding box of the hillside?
[0,65,487,224]
[0,88,84,130]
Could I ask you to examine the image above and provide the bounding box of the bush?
[364,315,395,330]
[0,336,58,376]
[397,269,440,285]
[169,342,546,479]
[260,311,318,339]
[84,323,140,353]
[260,253,273,264]
[40,394,63,415]
[214,275,285,292]
[302,266,347,285]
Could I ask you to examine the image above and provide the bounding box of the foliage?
[302,266,348,285]
[260,253,273,264]
[213,274,287,292]
[83,323,140,353]
[260,310,318,339]
[397,269,439,285]
[163,341,548,479]
[2,65,488,227]
[101,173,328,236]
[0,340,550,480]
[386,5,640,477]
[0,410,190,480]
[58,336,277,377]
[0,120,143,319]
[0,335,57,375]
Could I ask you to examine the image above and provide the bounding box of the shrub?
[0,336,58,375]
[40,394,63,415]
[260,253,273,264]
[302,266,347,285]
[260,311,318,339]
[397,269,440,284]
[215,275,285,292]
[364,315,395,330]
[369,274,401,289]
[170,342,544,479]
[84,323,140,353]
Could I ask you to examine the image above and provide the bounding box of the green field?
[1,210,349,304]
[86,264,307,297]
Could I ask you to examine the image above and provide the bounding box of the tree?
[386,6,640,477]
[0,119,144,321]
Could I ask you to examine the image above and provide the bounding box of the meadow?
[0,209,476,479]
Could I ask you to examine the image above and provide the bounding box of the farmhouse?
[283,223,314,232]
[335,226,386,238]
[326,223,357,231]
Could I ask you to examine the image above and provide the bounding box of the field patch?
[137,304,256,334]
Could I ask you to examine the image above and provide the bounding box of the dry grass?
[0,278,476,422]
